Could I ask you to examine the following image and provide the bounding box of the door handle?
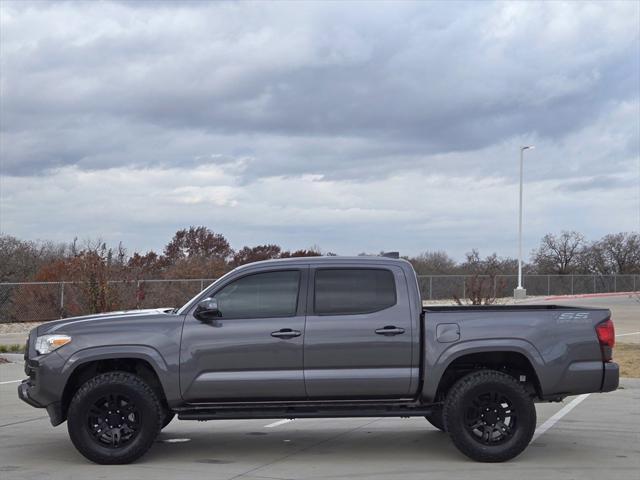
[271,328,302,339]
[375,326,405,336]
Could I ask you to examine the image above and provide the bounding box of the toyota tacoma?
[18,256,619,464]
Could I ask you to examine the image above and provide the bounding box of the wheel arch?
[436,351,543,401]
[423,341,546,402]
[60,347,174,422]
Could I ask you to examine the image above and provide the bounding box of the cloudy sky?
[1,1,638,259]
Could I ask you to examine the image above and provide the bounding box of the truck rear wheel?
[424,406,445,431]
[443,369,536,462]
[67,371,163,464]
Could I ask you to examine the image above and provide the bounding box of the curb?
[544,291,638,301]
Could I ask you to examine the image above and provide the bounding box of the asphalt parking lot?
[1,359,639,480]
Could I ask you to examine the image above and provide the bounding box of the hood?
[36,308,174,335]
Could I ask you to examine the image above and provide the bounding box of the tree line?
[411,231,640,277]
[1,228,638,286]
[0,228,637,319]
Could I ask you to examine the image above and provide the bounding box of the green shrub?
[0,344,24,354]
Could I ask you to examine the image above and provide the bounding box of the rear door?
[303,264,415,399]
[180,267,307,402]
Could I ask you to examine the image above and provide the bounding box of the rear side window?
[314,268,396,315]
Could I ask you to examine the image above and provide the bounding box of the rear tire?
[443,369,536,462]
[67,371,163,464]
[425,406,445,431]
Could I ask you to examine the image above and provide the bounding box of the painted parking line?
[0,379,22,385]
[264,419,294,428]
[616,331,640,337]
[532,393,590,442]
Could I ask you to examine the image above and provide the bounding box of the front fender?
[62,345,179,406]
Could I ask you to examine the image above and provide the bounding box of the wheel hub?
[87,393,140,448]
[464,391,517,445]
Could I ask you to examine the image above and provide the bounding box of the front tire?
[67,371,163,464]
[443,370,536,462]
[425,405,445,431]
[161,410,175,429]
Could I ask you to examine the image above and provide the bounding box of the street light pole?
[515,145,534,300]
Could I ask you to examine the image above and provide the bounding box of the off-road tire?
[425,405,445,431]
[67,371,163,464]
[443,369,536,462]
[161,411,175,429]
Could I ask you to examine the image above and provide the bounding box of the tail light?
[595,318,615,362]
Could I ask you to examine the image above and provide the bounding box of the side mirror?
[194,298,220,321]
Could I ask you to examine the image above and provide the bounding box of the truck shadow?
[147,425,464,466]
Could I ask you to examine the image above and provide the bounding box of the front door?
[180,268,307,402]
[303,265,415,399]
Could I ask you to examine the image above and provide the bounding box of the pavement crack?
[0,416,48,428]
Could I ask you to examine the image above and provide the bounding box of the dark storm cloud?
[1,1,638,180]
[1,1,639,257]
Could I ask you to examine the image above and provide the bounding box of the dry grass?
[614,343,640,378]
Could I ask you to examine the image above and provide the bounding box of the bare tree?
[530,231,586,274]
[409,251,457,274]
[593,233,640,274]
[454,250,509,305]
[0,235,68,282]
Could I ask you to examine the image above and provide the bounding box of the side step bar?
[178,405,437,421]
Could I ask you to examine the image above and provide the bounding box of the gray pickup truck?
[18,256,619,464]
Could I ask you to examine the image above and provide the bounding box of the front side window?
[213,270,300,319]
[314,268,396,315]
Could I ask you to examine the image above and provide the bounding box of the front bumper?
[18,340,68,426]
[18,379,43,408]
[18,379,65,426]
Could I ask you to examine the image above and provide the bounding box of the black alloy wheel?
[87,393,141,448]
[462,391,517,445]
[443,369,536,462]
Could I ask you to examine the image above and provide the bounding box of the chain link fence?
[1,275,638,323]
[0,279,216,323]
[417,274,640,300]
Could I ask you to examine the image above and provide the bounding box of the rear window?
[314,268,397,315]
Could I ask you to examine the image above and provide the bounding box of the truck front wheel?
[67,371,163,464]
[424,406,445,431]
[443,369,536,462]
[161,410,175,429]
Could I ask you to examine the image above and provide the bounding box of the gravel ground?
[0,322,42,335]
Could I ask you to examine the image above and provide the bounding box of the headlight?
[35,334,72,355]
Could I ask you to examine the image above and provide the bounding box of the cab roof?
[234,255,411,270]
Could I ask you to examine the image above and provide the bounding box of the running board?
[177,404,436,421]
